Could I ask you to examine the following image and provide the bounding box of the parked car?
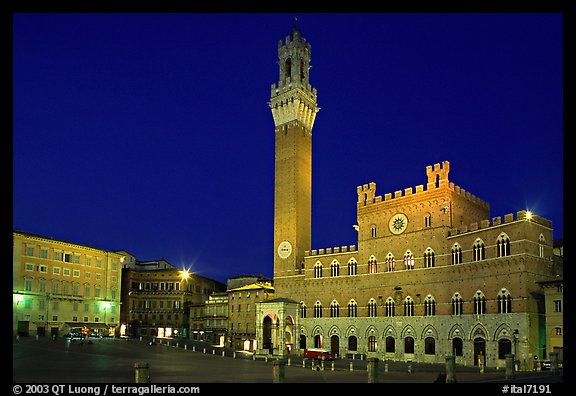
[541,360,551,370]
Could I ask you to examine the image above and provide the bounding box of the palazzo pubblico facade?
[255,24,562,370]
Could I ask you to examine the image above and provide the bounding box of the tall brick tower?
[269,22,319,292]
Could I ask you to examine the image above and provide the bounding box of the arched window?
[386,253,395,272]
[424,295,436,316]
[348,336,357,352]
[330,260,340,277]
[368,336,377,352]
[404,337,415,354]
[424,247,435,268]
[498,339,512,359]
[451,292,463,316]
[371,225,377,238]
[473,291,486,315]
[368,299,377,317]
[348,259,358,276]
[404,296,414,317]
[284,58,292,81]
[452,244,463,265]
[348,300,357,318]
[313,301,323,318]
[403,251,414,270]
[452,338,463,356]
[386,336,395,353]
[497,289,512,314]
[314,261,323,278]
[424,337,436,355]
[300,302,307,319]
[538,234,546,258]
[496,233,511,257]
[368,256,378,274]
[424,212,432,228]
[330,300,340,317]
[473,239,486,261]
[385,297,395,317]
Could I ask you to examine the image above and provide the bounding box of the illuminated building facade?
[13,230,124,338]
[120,253,225,339]
[261,25,563,369]
[228,282,274,351]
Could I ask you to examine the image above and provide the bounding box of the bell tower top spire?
[269,20,319,131]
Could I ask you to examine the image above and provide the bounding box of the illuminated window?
[368,336,377,352]
[403,251,414,270]
[368,256,377,274]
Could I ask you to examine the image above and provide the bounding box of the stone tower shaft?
[270,24,319,285]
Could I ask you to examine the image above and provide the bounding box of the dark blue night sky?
[12,11,564,284]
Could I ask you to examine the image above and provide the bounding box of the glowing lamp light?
[179,269,191,281]
[526,211,533,220]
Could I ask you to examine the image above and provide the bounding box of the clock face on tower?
[389,213,408,235]
[277,240,293,259]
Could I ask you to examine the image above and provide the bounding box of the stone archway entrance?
[474,337,487,366]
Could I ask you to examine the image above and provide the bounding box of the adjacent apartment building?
[119,251,226,339]
[13,229,125,338]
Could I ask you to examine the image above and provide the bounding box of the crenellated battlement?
[357,161,489,210]
[448,210,552,236]
[305,245,358,257]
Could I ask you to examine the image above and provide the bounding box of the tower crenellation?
[357,161,489,211]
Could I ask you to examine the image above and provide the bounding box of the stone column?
[505,354,516,380]
[367,357,380,383]
[445,355,457,383]
[134,362,150,383]
[272,359,286,383]
[550,351,559,375]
